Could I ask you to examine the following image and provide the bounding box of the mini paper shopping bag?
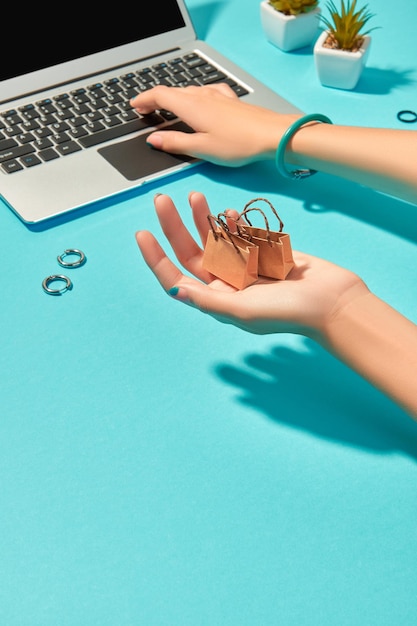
[202,214,259,290]
[239,198,294,280]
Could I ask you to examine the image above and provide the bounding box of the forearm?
[284,123,417,205]
[319,290,417,418]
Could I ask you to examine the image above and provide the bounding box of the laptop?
[0,0,301,224]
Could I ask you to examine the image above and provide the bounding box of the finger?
[131,83,237,113]
[169,279,242,320]
[188,191,212,246]
[223,208,242,233]
[153,194,213,281]
[203,82,238,99]
[146,128,205,158]
[146,129,240,165]
[187,194,246,242]
[130,85,183,114]
[135,230,185,291]
[187,192,245,258]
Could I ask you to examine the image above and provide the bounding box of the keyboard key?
[39,147,60,161]
[52,132,72,144]
[102,106,121,117]
[54,93,70,102]
[17,132,36,143]
[4,126,22,138]
[70,127,88,139]
[39,114,57,126]
[20,153,42,167]
[183,54,206,69]
[68,116,87,127]
[1,159,23,173]
[21,119,41,131]
[1,109,18,118]
[0,137,18,151]
[51,121,71,133]
[35,127,53,139]
[103,116,122,128]
[86,121,106,133]
[34,138,53,150]
[198,71,227,85]
[0,51,249,175]
[85,111,104,122]
[79,117,157,148]
[0,143,35,163]
[20,109,40,121]
[4,113,23,125]
[37,99,58,114]
[231,84,249,96]
[56,141,82,156]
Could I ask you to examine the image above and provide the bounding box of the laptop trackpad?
[98,121,195,181]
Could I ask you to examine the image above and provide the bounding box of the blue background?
[1,1,417,624]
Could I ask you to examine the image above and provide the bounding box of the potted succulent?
[314,0,377,89]
[260,0,321,52]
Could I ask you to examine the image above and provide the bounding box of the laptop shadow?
[188,1,227,39]
[21,164,201,233]
[25,157,417,245]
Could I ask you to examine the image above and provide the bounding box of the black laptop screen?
[3,3,186,81]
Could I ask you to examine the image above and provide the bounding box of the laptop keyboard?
[0,52,249,175]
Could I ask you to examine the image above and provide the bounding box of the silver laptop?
[0,1,301,224]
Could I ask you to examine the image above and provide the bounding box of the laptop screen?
[3,2,186,82]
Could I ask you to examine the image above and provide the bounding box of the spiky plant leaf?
[269,0,319,16]
[319,0,377,50]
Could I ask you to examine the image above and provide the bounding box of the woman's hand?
[132,84,417,204]
[135,192,368,337]
[136,191,417,417]
[131,84,300,166]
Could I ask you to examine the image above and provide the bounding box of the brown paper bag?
[202,215,259,290]
[239,198,295,280]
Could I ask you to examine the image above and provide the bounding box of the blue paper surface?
[1,1,417,624]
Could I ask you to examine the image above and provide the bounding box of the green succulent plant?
[319,0,377,51]
[268,0,319,16]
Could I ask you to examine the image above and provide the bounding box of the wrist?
[275,114,333,179]
[320,288,417,418]
[259,113,301,160]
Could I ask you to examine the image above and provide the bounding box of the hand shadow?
[213,338,417,460]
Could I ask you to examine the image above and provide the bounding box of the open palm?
[136,192,367,337]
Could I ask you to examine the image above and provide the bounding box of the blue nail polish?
[168,286,179,296]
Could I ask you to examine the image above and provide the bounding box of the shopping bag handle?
[241,198,284,233]
[207,214,241,254]
[239,207,272,246]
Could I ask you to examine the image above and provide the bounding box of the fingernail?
[168,286,179,296]
[146,134,163,149]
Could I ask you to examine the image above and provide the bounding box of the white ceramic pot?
[260,0,321,52]
[313,30,371,89]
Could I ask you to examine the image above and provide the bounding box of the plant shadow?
[213,338,417,460]
[355,65,416,95]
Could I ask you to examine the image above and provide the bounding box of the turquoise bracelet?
[275,113,333,180]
